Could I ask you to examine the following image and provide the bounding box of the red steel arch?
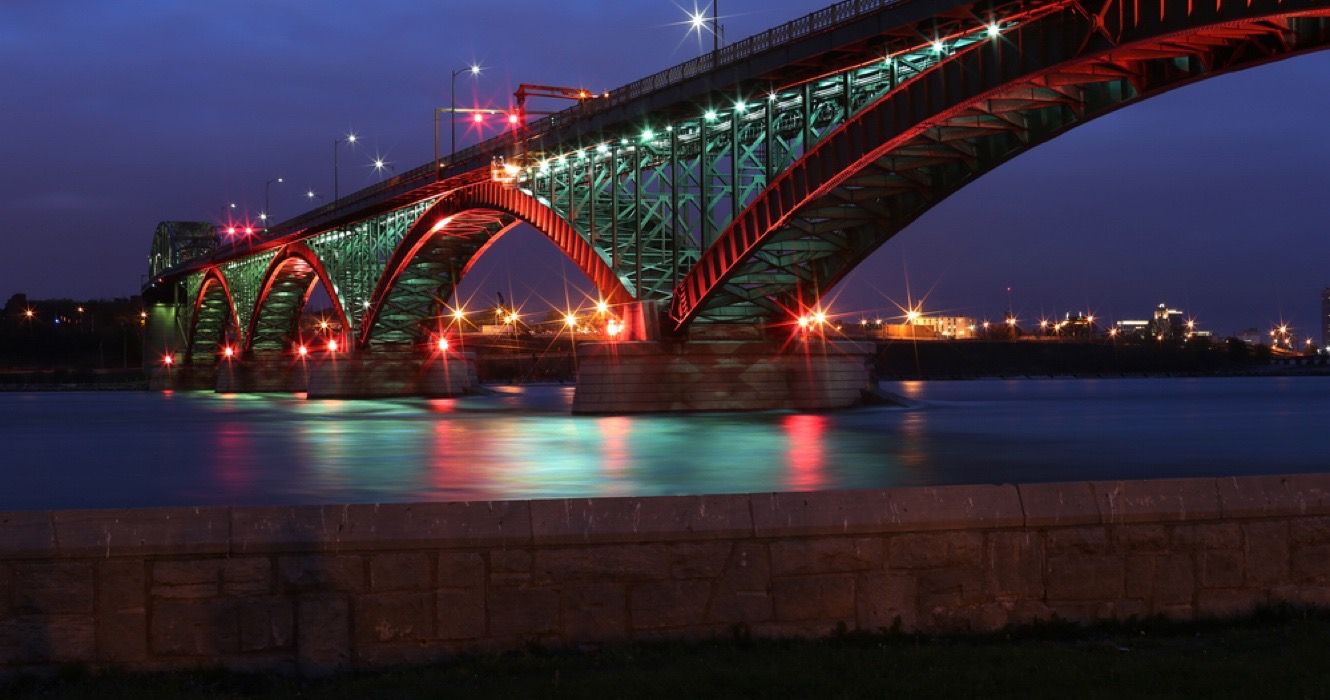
[358,181,633,347]
[669,0,1330,329]
[243,242,351,353]
[184,267,239,364]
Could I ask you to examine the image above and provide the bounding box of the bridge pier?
[305,349,478,399]
[147,364,216,391]
[216,354,310,393]
[571,340,875,414]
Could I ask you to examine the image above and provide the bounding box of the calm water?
[0,376,1325,510]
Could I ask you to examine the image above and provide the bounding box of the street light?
[440,64,484,168]
[333,132,358,201]
[219,202,237,223]
[263,177,284,226]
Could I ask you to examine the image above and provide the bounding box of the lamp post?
[443,64,483,168]
[333,133,358,202]
[263,177,284,226]
[219,202,237,223]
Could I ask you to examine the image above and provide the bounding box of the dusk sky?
[1,1,1327,336]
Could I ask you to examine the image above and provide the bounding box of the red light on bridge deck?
[226,226,237,236]
[437,337,449,352]
[222,346,235,358]
[243,226,254,236]
[297,344,308,357]
[472,113,484,123]
[507,113,519,125]
[327,339,339,352]
[162,354,174,366]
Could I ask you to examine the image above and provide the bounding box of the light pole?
[444,64,483,168]
[219,202,237,223]
[263,177,284,226]
[333,133,358,202]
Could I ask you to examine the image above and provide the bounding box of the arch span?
[670,0,1330,328]
[184,268,239,364]
[243,242,351,354]
[358,182,633,347]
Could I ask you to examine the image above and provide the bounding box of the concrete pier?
[305,349,478,399]
[146,364,216,391]
[571,340,874,414]
[215,354,310,393]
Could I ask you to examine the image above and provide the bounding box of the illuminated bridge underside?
[672,0,1330,327]
[186,271,238,364]
[246,243,349,353]
[360,183,634,348]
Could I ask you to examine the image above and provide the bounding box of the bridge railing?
[163,0,907,280]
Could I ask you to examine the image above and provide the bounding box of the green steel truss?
[521,33,986,314]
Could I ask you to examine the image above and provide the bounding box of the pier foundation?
[572,340,874,414]
[305,349,478,399]
[215,354,311,393]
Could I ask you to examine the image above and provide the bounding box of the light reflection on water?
[0,376,1327,510]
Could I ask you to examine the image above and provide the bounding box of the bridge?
[143,0,1330,412]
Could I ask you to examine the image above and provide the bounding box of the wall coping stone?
[3,473,1330,556]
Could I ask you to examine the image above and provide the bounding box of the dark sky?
[1,1,1327,337]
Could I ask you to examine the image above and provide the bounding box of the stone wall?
[2,473,1330,675]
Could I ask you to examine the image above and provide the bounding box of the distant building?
[1237,328,1262,346]
[1322,288,1330,347]
[879,315,976,340]
[1056,311,1098,339]
[148,221,219,279]
[1150,303,1187,340]
[1115,319,1151,341]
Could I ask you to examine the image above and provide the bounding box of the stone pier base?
[146,365,216,391]
[216,355,311,393]
[305,350,478,399]
[572,340,873,414]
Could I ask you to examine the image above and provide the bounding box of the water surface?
[1,376,1324,510]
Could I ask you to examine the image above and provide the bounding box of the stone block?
[630,580,711,630]
[1196,589,1266,618]
[666,542,733,579]
[98,559,146,612]
[1291,545,1330,583]
[706,590,773,626]
[855,572,917,632]
[277,555,364,592]
[152,559,220,599]
[53,507,229,558]
[1199,551,1244,589]
[438,552,485,588]
[1219,474,1330,519]
[0,615,96,664]
[1091,478,1221,524]
[355,592,433,642]
[1018,481,1101,527]
[237,597,293,652]
[487,587,559,639]
[716,542,769,590]
[561,582,628,639]
[771,574,855,622]
[1046,555,1123,601]
[0,511,55,557]
[1045,527,1110,555]
[887,531,983,569]
[1290,517,1330,545]
[150,599,238,656]
[370,552,433,591]
[1125,554,1193,607]
[985,531,1044,599]
[750,490,892,537]
[1113,524,1169,552]
[97,609,147,663]
[917,567,985,609]
[0,563,10,618]
[530,494,752,544]
[770,537,883,576]
[232,500,530,553]
[436,588,486,640]
[14,561,94,614]
[490,549,531,575]
[223,558,272,595]
[1172,523,1242,550]
[297,596,350,677]
[533,545,671,582]
[1243,521,1290,586]
[1269,585,1330,607]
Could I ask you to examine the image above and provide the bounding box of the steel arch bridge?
[146,0,1330,364]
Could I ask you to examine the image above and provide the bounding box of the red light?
[327,339,339,352]
[243,227,254,236]
[297,345,308,357]
[507,113,519,125]
[162,354,174,366]
[226,227,237,236]
[223,345,235,358]
[472,113,484,123]
[437,337,449,352]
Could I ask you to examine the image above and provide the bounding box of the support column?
[305,348,478,399]
[216,353,311,393]
[571,340,874,414]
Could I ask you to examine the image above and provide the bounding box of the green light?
[704,109,718,121]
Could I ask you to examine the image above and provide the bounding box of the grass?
[6,609,1330,699]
